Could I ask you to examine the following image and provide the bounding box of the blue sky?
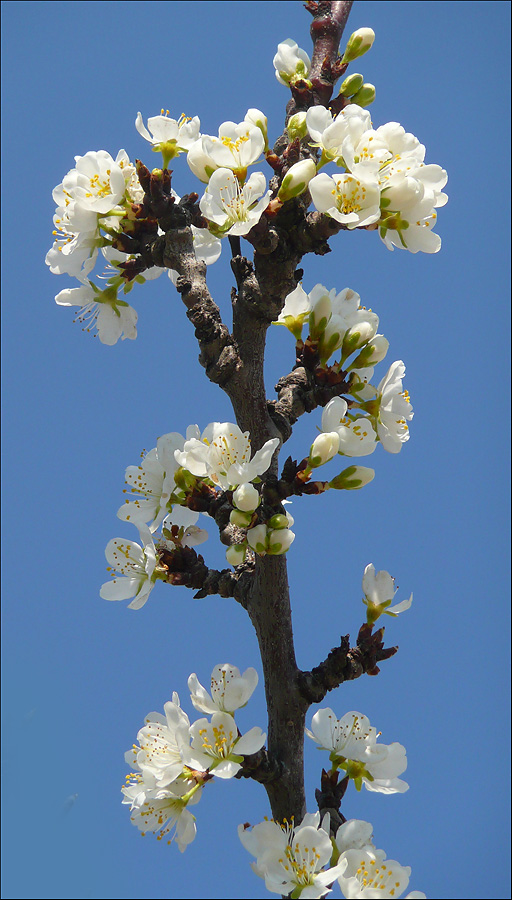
[1,2,510,898]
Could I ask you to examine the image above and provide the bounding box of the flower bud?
[226,543,247,566]
[350,335,389,368]
[341,28,375,64]
[233,482,260,513]
[342,320,377,356]
[351,83,376,108]
[173,467,197,491]
[245,108,268,151]
[267,514,290,530]
[246,524,268,554]
[230,509,253,527]
[287,111,308,141]
[329,465,375,490]
[309,293,332,341]
[309,432,340,468]
[267,528,295,555]
[274,39,311,87]
[339,73,364,97]
[278,159,317,203]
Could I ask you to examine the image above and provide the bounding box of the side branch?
[297,623,398,705]
[268,364,351,442]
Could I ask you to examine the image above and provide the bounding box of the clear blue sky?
[1,2,510,898]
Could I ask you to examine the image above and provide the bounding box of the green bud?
[267,514,289,530]
[287,111,308,141]
[351,83,376,108]
[278,159,317,203]
[173,467,197,491]
[329,465,375,490]
[339,73,364,96]
[341,27,375,64]
[230,509,253,527]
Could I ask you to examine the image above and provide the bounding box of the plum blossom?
[273,38,311,86]
[188,119,265,182]
[199,168,271,236]
[374,360,413,453]
[122,775,201,851]
[274,283,312,337]
[306,104,372,165]
[183,711,265,778]
[188,664,258,715]
[54,282,137,344]
[306,709,408,793]
[239,812,347,897]
[362,563,413,623]
[337,846,424,899]
[321,398,377,457]
[100,526,163,610]
[57,149,135,215]
[124,693,191,790]
[117,432,195,531]
[175,422,279,490]
[135,110,200,166]
[309,171,381,228]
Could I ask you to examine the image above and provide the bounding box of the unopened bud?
[329,465,375,490]
[309,294,332,341]
[341,28,375,64]
[287,111,308,141]
[268,528,295,555]
[230,509,253,527]
[246,524,268,554]
[351,83,376,108]
[226,543,247,566]
[233,482,260,513]
[342,320,377,356]
[173,467,197,491]
[268,514,289,530]
[350,335,389,368]
[309,432,340,468]
[339,73,364,97]
[278,159,317,203]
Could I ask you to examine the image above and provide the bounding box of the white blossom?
[117,432,192,531]
[239,812,347,897]
[188,120,265,182]
[199,168,271,236]
[122,776,201,851]
[233,482,260,512]
[335,819,375,855]
[321,398,377,457]
[184,712,265,778]
[124,693,191,790]
[175,422,279,490]
[306,709,408,793]
[100,526,162,610]
[362,563,413,621]
[274,283,312,337]
[57,149,135,215]
[273,38,311,86]
[135,110,201,159]
[374,360,413,453]
[55,283,137,344]
[306,104,372,164]
[309,171,381,228]
[337,847,420,899]
[188,664,258,715]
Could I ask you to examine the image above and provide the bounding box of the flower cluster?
[306,709,409,794]
[273,28,447,252]
[276,282,413,470]
[307,103,447,252]
[239,813,425,899]
[123,664,264,850]
[335,818,426,899]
